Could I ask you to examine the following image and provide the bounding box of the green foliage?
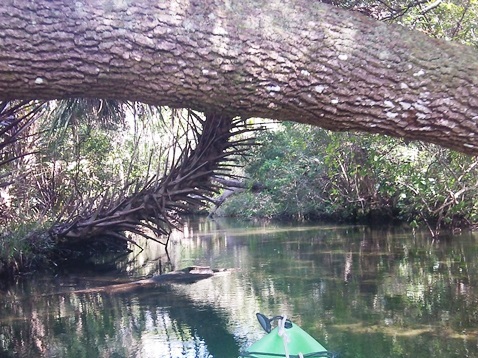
[329,0,478,48]
[222,123,327,220]
[389,145,478,231]
[220,191,281,219]
[31,103,180,215]
[0,219,54,276]
[223,122,478,232]
[400,0,478,47]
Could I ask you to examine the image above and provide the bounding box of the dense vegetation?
[1,0,478,276]
[221,123,478,233]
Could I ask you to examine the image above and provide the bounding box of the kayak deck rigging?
[239,313,338,358]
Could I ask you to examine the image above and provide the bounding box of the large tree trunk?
[1,1,478,154]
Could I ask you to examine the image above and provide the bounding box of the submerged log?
[70,266,229,295]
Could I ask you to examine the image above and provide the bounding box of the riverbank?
[0,227,130,280]
[1,212,475,280]
[0,228,53,279]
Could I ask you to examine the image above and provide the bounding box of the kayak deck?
[239,314,337,358]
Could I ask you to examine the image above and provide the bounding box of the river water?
[1,218,478,358]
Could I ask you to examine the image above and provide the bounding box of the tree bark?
[1,1,478,154]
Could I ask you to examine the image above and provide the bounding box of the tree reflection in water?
[1,218,478,358]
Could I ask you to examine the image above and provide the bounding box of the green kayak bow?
[239,313,337,358]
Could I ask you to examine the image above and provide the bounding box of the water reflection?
[1,218,478,357]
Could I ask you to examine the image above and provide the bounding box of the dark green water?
[2,218,478,357]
